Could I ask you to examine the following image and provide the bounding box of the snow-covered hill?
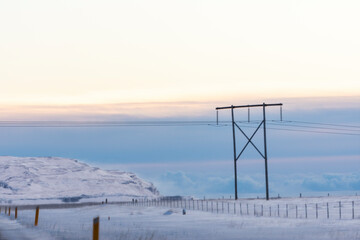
[0,156,159,202]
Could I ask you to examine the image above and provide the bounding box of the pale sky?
[1,1,359,197]
[1,0,359,106]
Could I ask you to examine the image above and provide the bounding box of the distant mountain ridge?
[0,156,159,202]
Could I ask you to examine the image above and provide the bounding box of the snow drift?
[0,156,159,202]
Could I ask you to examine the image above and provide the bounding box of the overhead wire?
[276,120,360,129]
[234,123,360,136]
[267,121,360,132]
[0,120,359,136]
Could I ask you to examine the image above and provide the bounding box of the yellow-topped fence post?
[93,216,99,240]
[34,206,39,226]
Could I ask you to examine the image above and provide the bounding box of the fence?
[0,198,359,224]
[122,198,360,220]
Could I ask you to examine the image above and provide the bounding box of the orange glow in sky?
[1,0,359,106]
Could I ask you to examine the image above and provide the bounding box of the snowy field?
[1,196,360,240]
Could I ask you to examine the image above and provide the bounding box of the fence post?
[34,206,39,226]
[261,205,263,216]
[286,204,288,218]
[327,202,329,219]
[93,216,99,240]
[211,201,213,213]
[15,207,17,219]
[352,201,354,219]
[234,202,236,214]
[316,203,318,219]
[8,207,11,216]
[247,203,249,215]
[217,202,218,214]
[240,203,242,215]
[305,204,307,218]
[278,204,280,217]
[296,205,298,218]
[228,202,229,214]
[269,206,271,217]
[222,202,224,213]
[254,204,256,216]
[339,201,342,219]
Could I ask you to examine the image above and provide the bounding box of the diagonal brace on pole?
[235,121,265,160]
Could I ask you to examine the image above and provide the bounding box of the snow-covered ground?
[0,156,159,204]
[1,196,360,240]
[1,156,359,239]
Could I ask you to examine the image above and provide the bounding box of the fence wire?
[126,198,360,220]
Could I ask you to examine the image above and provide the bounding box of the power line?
[273,120,360,129]
[0,120,359,136]
[230,121,360,136]
[0,120,214,127]
[1,119,359,127]
[236,124,360,136]
[240,120,360,129]
[267,122,360,132]
[210,122,360,136]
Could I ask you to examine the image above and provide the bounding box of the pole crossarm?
[216,103,282,110]
[235,121,265,160]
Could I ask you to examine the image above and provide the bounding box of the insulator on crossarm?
[216,110,219,125]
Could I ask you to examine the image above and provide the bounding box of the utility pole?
[231,106,237,200]
[216,103,282,200]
